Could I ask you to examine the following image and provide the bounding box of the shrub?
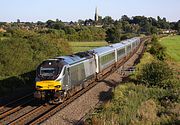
[87,83,170,125]
[134,99,158,124]
[138,61,173,87]
[0,35,71,95]
[133,52,155,80]
[148,35,166,61]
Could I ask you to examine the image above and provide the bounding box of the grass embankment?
[160,35,180,62]
[87,83,178,125]
[69,41,108,53]
[160,35,180,77]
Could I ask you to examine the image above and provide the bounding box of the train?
[34,37,141,103]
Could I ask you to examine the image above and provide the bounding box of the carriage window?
[127,45,131,52]
[100,52,115,65]
[117,48,125,57]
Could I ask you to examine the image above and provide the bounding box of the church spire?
[95,7,98,22]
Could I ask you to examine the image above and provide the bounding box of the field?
[160,35,180,62]
[69,41,108,53]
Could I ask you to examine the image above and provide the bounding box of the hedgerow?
[0,34,71,95]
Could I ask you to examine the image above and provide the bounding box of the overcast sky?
[0,0,179,22]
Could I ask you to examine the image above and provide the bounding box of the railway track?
[0,98,41,125]
[0,93,33,111]
[0,37,151,125]
[8,103,54,125]
[1,77,99,125]
[0,98,34,119]
[0,93,34,119]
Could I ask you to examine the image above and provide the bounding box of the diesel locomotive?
[34,37,141,103]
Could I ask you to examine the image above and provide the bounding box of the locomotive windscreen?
[37,59,64,80]
[40,67,56,77]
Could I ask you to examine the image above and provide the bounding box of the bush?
[87,83,171,125]
[0,35,71,94]
[0,38,33,77]
[149,35,166,61]
[138,61,173,87]
[132,52,155,80]
[86,83,180,125]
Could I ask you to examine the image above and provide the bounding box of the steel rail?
[0,93,33,111]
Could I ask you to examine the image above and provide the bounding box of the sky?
[0,0,180,22]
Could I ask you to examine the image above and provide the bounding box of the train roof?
[89,46,115,55]
[47,37,140,65]
[109,42,125,49]
[121,37,140,45]
[55,51,93,65]
[122,39,134,45]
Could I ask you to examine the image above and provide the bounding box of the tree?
[149,35,166,61]
[121,15,130,22]
[148,17,158,27]
[102,16,114,26]
[105,27,121,43]
[46,20,55,28]
[64,27,76,34]
[132,16,147,25]
[138,61,173,87]
[175,20,180,34]
[141,20,151,34]
[78,19,85,26]
[37,21,44,25]
[150,26,158,34]
[78,27,93,41]
[53,21,65,29]
[122,21,132,33]
[157,16,170,29]
[84,19,94,26]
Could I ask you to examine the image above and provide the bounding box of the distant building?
[0,28,6,32]
[94,7,98,22]
[161,29,177,34]
[17,19,20,23]
[94,7,103,27]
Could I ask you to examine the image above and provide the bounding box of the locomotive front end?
[34,59,67,102]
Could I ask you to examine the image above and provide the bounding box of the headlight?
[55,85,61,88]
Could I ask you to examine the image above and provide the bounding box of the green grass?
[0,37,9,40]
[86,83,180,125]
[160,35,180,62]
[69,41,108,53]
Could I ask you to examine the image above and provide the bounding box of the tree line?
[1,15,180,43]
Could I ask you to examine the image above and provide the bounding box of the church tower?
[94,7,98,22]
